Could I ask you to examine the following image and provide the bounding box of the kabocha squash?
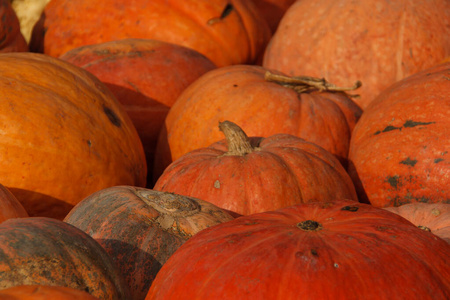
[0,52,146,219]
[384,203,450,244]
[146,200,450,300]
[348,62,450,207]
[263,0,450,109]
[0,285,100,299]
[30,0,271,67]
[0,0,28,52]
[64,186,234,300]
[59,38,216,186]
[154,64,362,179]
[154,121,357,216]
[0,217,129,299]
[0,183,28,223]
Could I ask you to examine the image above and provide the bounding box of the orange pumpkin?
[30,0,271,67]
[0,52,146,219]
[0,285,99,300]
[154,64,362,180]
[0,183,28,223]
[263,0,450,109]
[348,62,450,207]
[59,38,216,186]
[0,0,28,52]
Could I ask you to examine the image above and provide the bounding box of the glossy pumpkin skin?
[154,121,358,216]
[30,0,271,67]
[0,217,129,300]
[0,183,28,223]
[348,62,450,207]
[146,200,450,300]
[154,64,362,179]
[0,52,146,219]
[0,0,28,52]
[263,0,450,109]
[384,203,450,244]
[0,285,99,300]
[64,186,234,300]
[59,38,216,186]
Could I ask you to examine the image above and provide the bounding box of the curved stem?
[218,121,254,156]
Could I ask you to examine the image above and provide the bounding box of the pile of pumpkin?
[0,0,449,299]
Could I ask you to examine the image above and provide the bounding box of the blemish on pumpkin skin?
[400,157,417,167]
[386,175,400,189]
[374,120,435,135]
[103,106,121,127]
[434,158,444,163]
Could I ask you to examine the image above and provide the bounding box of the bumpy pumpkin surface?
[0,52,146,219]
[146,200,450,300]
[64,186,234,300]
[0,217,129,300]
[154,121,357,216]
[154,64,362,179]
[263,0,450,109]
[0,0,28,52]
[0,183,28,223]
[30,0,271,67]
[348,62,450,207]
[0,285,99,299]
[59,38,216,186]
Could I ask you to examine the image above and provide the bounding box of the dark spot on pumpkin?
[391,196,411,207]
[243,221,259,225]
[311,249,318,256]
[375,226,391,232]
[341,206,359,212]
[297,220,322,231]
[434,158,444,163]
[103,106,121,127]
[418,225,431,232]
[386,175,400,189]
[400,157,417,167]
[403,120,435,128]
[374,125,402,135]
[233,84,238,87]
[87,140,92,147]
[220,3,234,19]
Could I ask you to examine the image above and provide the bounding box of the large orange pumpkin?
[263,0,450,109]
[154,121,357,216]
[0,0,28,52]
[0,52,146,219]
[0,183,28,223]
[348,62,450,207]
[30,0,271,67]
[154,64,362,179]
[0,285,99,299]
[146,200,450,299]
[59,38,216,186]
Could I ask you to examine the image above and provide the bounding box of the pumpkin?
[0,0,28,52]
[347,62,450,207]
[250,0,296,33]
[0,183,28,223]
[384,203,450,244]
[0,285,99,299]
[30,0,271,67]
[146,200,450,300]
[64,186,234,300]
[263,0,450,109]
[0,52,146,219]
[0,217,129,299]
[59,38,216,186]
[154,64,362,179]
[154,121,357,216]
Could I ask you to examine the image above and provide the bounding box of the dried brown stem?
[218,121,254,156]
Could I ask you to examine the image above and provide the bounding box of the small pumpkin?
[154,121,357,216]
[64,186,234,300]
[0,183,28,223]
[0,217,129,299]
[0,0,28,52]
[0,285,99,299]
[146,199,450,299]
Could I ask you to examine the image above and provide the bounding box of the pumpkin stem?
[219,121,255,156]
[264,70,361,97]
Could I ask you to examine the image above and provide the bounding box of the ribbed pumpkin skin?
[30,0,271,67]
[0,52,146,219]
[154,64,362,179]
[0,183,28,223]
[146,200,450,300]
[348,62,450,207]
[154,124,358,216]
[64,186,234,300]
[0,0,28,52]
[0,285,100,300]
[263,0,450,109]
[0,218,129,300]
[59,39,216,186]
[384,203,450,244]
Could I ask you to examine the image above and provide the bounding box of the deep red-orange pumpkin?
[59,38,216,186]
[146,200,450,299]
[263,0,450,109]
[0,217,129,299]
[0,0,28,52]
[0,183,28,223]
[348,62,450,207]
[0,52,146,219]
[154,121,357,216]
[30,0,271,67]
[0,285,99,300]
[154,64,362,179]
[64,186,234,300]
